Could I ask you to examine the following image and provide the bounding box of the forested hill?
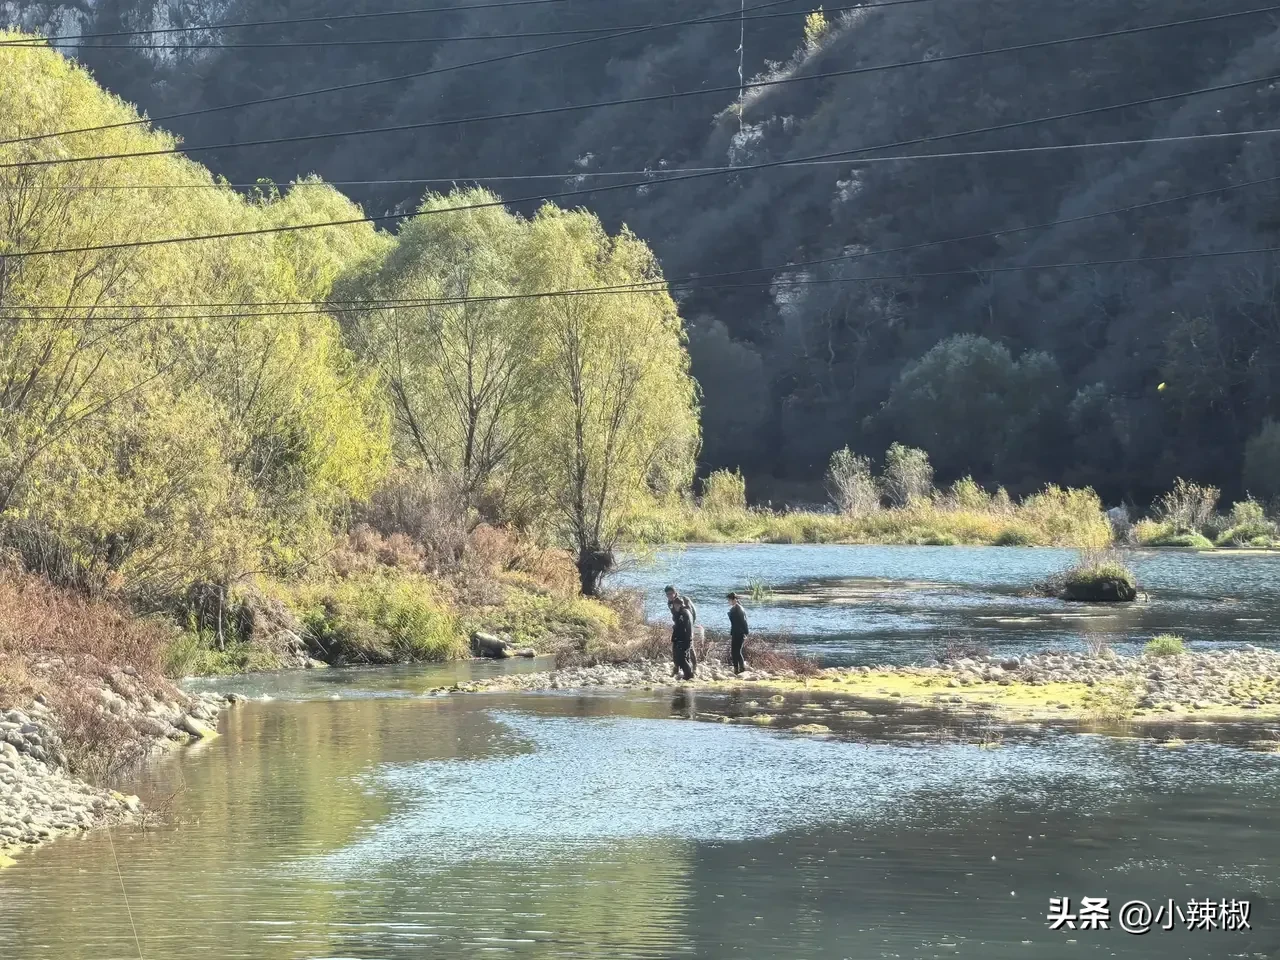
[10,0,1280,505]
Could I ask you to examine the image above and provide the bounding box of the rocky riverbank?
[0,672,234,866]
[425,646,1280,727]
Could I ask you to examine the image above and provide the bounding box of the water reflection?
[2,691,1279,959]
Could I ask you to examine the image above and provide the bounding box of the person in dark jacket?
[665,585,698,676]
[671,598,695,680]
[727,592,750,674]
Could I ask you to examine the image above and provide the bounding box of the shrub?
[1144,634,1186,658]
[883,443,934,507]
[295,574,465,664]
[1020,485,1112,548]
[826,447,880,516]
[1134,521,1214,548]
[945,476,991,512]
[357,470,468,570]
[994,526,1038,546]
[1054,549,1138,602]
[701,468,748,514]
[1154,478,1220,535]
[1216,498,1277,546]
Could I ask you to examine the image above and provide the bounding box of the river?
[2,546,1279,959]
[611,544,1280,663]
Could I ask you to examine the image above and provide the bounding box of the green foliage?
[882,336,1062,480]
[946,476,991,512]
[701,469,748,513]
[747,576,772,601]
[882,443,934,507]
[1136,526,1215,549]
[1018,486,1113,550]
[1244,421,1280,502]
[0,39,391,599]
[523,205,700,590]
[471,587,619,650]
[804,7,830,50]
[163,633,286,677]
[1145,634,1186,658]
[826,447,880,516]
[294,574,465,664]
[1154,478,1220,535]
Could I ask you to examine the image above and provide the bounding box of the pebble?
[0,678,233,863]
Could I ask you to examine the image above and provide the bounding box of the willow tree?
[333,189,542,517]
[0,35,390,598]
[524,205,699,595]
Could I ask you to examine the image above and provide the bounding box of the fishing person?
[727,592,750,674]
[664,585,699,676]
[671,594,696,680]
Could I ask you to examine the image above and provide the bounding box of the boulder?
[471,632,515,659]
[1061,577,1138,602]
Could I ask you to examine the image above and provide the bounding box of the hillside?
[8,0,1280,504]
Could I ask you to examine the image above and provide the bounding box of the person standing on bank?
[665,585,699,675]
[727,592,750,674]
[671,595,696,680]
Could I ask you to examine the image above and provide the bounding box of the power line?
[6,69,1278,259]
[32,126,1280,193]
[0,0,810,147]
[13,122,1280,180]
[0,0,624,45]
[0,2,900,50]
[17,166,1280,312]
[8,4,1277,169]
[7,243,1280,322]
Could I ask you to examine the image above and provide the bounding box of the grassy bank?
[622,483,1113,548]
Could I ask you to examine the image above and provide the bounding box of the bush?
[1215,498,1277,546]
[994,526,1037,546]
[1134,521,1214,548]
[1154,478,1220,535]
[1144,634,1186,658]
[294,574,465,664]
[701,468,748,513]
[883,443,934,507]
[1020,486,1112,548]
[826,447,880,516]
[1054,550,1138,602]
[945,476,991,512]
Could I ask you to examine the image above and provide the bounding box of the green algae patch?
[0,852,16,869]
[709,670,1100,722]
[792,724,831,734]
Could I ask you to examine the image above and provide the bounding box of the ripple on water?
[313,709,1135,875]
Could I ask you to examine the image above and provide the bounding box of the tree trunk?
[576,546,614,597]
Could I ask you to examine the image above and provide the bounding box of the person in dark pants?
[727,592,750,674]
[671,598,695,680]
[665,585,699,676]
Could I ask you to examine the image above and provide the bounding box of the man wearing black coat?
[671,598,695,680]
[727,592,750,674]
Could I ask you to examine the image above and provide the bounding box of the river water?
[611,545,1280,664]
[2,547,1280,959]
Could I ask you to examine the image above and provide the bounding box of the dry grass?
[0,571,177,785]
[0,571,170,691]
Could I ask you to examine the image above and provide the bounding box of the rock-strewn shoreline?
[0,673,235,865]
[427,647,1280,725]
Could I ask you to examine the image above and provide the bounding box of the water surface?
[611,545,1280,664]
[2,669,1279,959]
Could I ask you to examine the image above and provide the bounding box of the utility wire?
[6,69,1278,259]
[8,242,1280,322]
[0,1,902,50]
[0,0,809,147]
[16,169,1280,313]
[7,4,1277,169]
[32,127,1280,193]
[0,0,634,44]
